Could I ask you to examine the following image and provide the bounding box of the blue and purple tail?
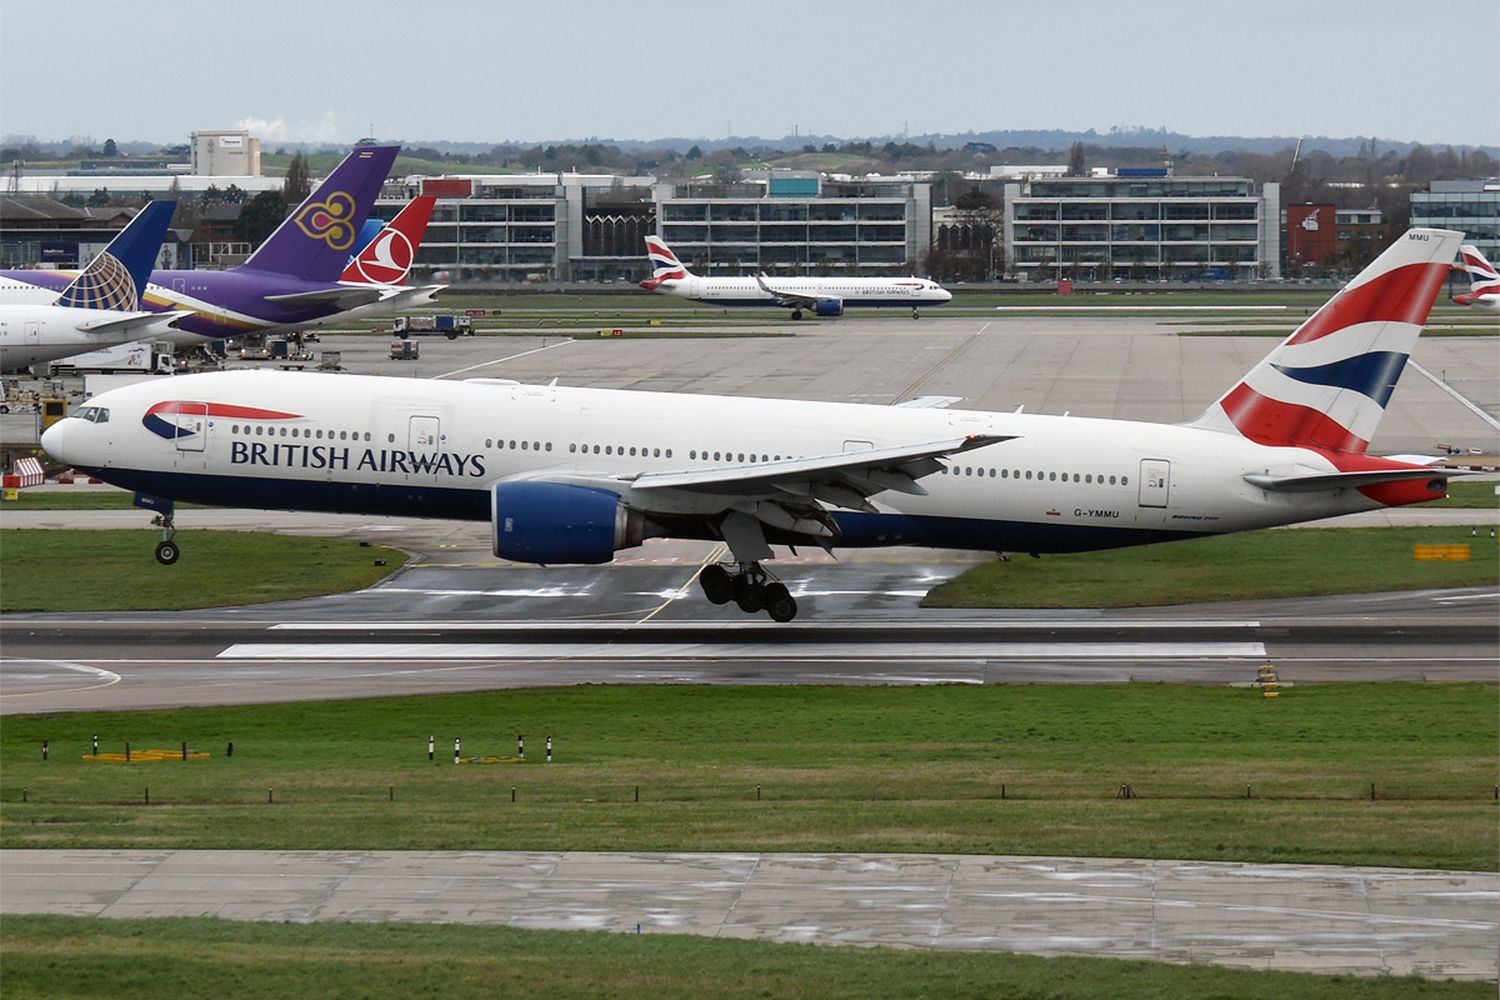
[239,145,400,281]
[55,199,176,311]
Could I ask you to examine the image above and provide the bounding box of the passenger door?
[1137,459,1170,508]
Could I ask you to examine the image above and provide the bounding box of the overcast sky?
[3,1,1496,148]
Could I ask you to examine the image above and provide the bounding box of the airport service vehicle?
[0,147,407,348]
[0,202,187,369]
[1453,244,1500,310]
[640,237,952,319]
[50,341,176,376]
[43,230,1464,621]
[392,314,472,338]
[389,339,420,360]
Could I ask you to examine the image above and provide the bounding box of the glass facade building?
[1003,174,1281,281]
[1410,181,1500,260]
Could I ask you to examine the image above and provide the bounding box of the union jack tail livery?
[55,200,176,311]
[1453,244,1500,310]
[240,145,399,282]
[1191,228,1463,455]
[641,235,691,290]
[340,196,437,286]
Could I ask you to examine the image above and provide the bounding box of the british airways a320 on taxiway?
[640,236,952,319]
[42,229,1465,622]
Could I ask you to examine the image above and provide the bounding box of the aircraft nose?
[939,288,953,302]
[40,419,67,460]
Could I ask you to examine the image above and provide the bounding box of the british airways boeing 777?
[42,229,1464,622]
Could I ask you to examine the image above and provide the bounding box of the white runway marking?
[266,619,1262,631]
[220,642,1267,660]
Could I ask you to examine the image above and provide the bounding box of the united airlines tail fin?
[1453,244,1500,308]
[1190,228,1463,454]
[238,145,400,281]
[55,200,176,311]
[641,236,691,289]
[340,195,437,285]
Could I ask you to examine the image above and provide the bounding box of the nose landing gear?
[134,493,180,565]
[698,561,798,622]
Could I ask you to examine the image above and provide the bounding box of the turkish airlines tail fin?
[1190,228,1463,454]
[238,145,399,281]
[641,236,692,289]
[340,195,437,285]
[55,200,176,311]
[1453,244,1500,307]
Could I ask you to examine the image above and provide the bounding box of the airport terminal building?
[1002,169,1282,282]
[373,170,933,284]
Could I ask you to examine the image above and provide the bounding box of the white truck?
[49,342,176,376]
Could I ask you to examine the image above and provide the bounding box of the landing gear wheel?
[733,577,766,613]
[155,539,180,565]
[699,564,733,605]
[790,309,803,320]
[764,582,797,622]
[912,307,920,319]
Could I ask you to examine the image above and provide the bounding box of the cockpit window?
[69,405,110,424]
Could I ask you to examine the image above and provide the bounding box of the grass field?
[0,530,405,611]
[3,683,1494,870]
[925,526,1499,609]
[0,914,1486,1000]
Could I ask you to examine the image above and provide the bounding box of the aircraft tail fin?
[238,145,400,281]
[340,195,436,285]
[55,200,176,311]
[1189,228,1463,454]
[641,236,691,289]
[1454,244,1500,306]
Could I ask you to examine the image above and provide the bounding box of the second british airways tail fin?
[55,200,175,311]
[238,145,399,281]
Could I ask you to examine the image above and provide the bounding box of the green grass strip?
[925,526,1498,609]
[1,914,1487,1000]
[0,529,405,611]
[3,683,1495,870]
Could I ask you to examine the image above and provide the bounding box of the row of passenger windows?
[232,423,372,442]
[943,466,1129,486]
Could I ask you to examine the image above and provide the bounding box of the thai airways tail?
[1190,228,1463,455]
[340,195,437,285]
[55,200,176,311]
[641,236,691,290]
[1453,244,1500,309]
[238,145,400,281]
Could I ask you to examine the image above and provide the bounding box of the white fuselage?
[654,275,951,309]
[42,370,1384,556]
[0,303,173,368]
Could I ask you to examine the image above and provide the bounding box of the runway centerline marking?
[218,642,1268,660]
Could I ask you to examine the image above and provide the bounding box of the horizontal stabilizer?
[263,286,386,309]
[74,310,192,336]
[1244,467,1455,493]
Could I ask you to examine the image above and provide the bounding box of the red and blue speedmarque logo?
[143,401,302,440]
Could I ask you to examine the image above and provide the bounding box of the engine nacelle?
[492,482,645,564]
[813,297,844,317]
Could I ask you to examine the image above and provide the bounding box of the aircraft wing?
[895,395,964,409]
[630,433,1014,513]
[261,286,387,309]
[73,310,193,336]
[754,273,830,310]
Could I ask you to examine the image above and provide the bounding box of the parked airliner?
[0,146,402,348]
[0,201,189,368]
[1453,244,1500,310]
[641,237,951,318]
[42,229,1462,621]
[335,195,445,315]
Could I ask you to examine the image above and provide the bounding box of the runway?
[3,849,1495,980]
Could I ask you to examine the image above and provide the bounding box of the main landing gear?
[699,562,798,622]
[790,309,804,320]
